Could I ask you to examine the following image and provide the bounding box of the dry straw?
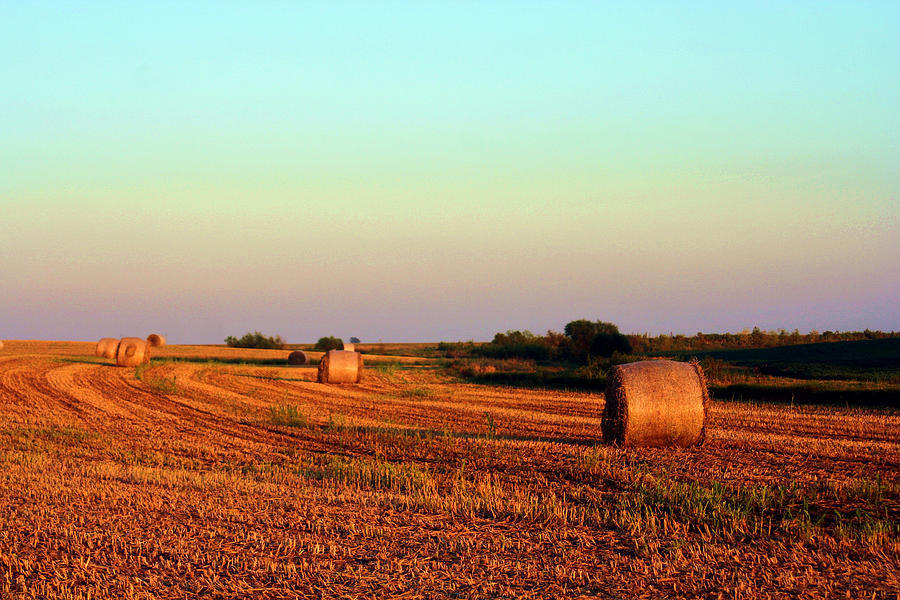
[601,359,709,447]
[342,342,355,352]
[146,334,166,347]
[116,337,151,368]
[317,350,363,384]
[287,350,308,365]
[96,338,119,359]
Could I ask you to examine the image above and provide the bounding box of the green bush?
[437,341,477,358]
[224,331,285,350]
[590,330,633,357]
[472,330,554,361]
[475,342,551,361]
[564,319,629,361]
[314,336,344,352]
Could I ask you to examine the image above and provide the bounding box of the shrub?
[437,341,477,358]
[457,321,633,364]
[475,342,551,361]
[314,336,344,352]
[473,330,554,361]
[590,330,633,357]
[491,330,539,346]
[224,331,285,350]
[563,319,631,361]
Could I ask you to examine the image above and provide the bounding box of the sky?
[1,1,898,343]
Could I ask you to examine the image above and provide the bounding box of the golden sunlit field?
[0,341,897,599]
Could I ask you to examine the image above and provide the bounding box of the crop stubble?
[0,342,897,599]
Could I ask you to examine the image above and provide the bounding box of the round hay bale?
[96,338,119,359]
[601,359,709,447]
[116,337,151,368]
[287,350,308,365]
[342,342,355,352]
[146,334,166,347]
[317,350,362,384]
[0,340,4,351]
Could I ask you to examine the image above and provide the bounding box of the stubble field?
[0,341,897,599]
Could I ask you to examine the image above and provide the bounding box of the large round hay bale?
[342,342,355,352]
[317,350,363,384]
[116,337,151,367]
[287,350,308,365]
[96,338,119,359]
[146,334,166,347]
[602,360,708,447]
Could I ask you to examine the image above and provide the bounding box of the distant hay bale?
[602,360,709,447]
[317,350,363,384]
[287,350,308,365]
[116,337,151,368]
[0,340,4,351]
[146,334,166,347]
[342,342,355,352]
[96,338,119,359]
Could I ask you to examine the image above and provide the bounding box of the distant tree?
[314,336,343,352]
[590,329,633,357]
[349,337,361,344]
[563,320,624,362]
[225,331,285,350]
[491,330,538,345]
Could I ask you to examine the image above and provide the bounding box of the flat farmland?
[0,342,897,599]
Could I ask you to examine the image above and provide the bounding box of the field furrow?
[0,343,896,599]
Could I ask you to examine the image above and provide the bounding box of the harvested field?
[0,341,897,599]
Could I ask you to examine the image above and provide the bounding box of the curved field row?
[0,342,897,599]
[3,348,898,482]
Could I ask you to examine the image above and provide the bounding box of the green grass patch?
[0,425,98,443]
[147,376,178,394]
[675,338,900,382]
[458,369,607,392]
[270,404,309,428]
[134,363,148,380]
[159,356,294,367]
[396,386,435,400]
[711,383,900,408]
[625,475,899,543]
[373,363,400,378]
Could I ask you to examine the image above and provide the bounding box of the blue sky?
[1,2,897,342]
